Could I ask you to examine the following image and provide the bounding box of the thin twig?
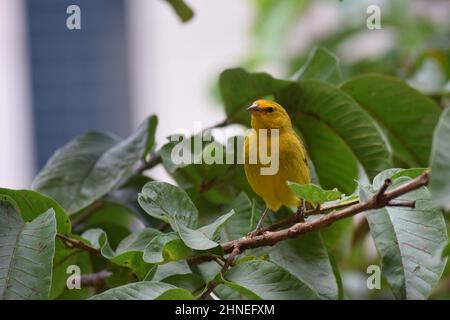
[71,201,106,227]
[56,234,102,257]
[199,246,241,300]
[263,200,359,232]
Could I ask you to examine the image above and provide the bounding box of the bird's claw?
[246,228,263,238]
[295,204,308,222]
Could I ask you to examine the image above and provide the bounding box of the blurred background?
[1,0,449,191]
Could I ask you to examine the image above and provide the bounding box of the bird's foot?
[295,204,308,222]
[246,227,264,238]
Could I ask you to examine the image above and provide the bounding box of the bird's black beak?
[247,103,261,113]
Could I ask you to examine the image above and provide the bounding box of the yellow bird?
[244,99,310,234]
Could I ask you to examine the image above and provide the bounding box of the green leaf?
[391,168,427,181]
[106,175,156,226]
[292,47,341,84]
[82,228,161,279]
[341,74,441,167]
[162,273,206,296]
[164,0,194,23]
[221,193,253,241]
[113,228,161,279]
[361,173,448,299]
[269,233,340,300]
[138,181,198,230]
[321,218,353,262]
[33,116,157,213]
[219,68,290,123]
[143,115,158,159]
[32,131,120,213]
[159,137,252,209]
[295,115,359,194]
[0,197,56,300]
[153,260,192,282]
[0,188,70,234]
[198,210,235,239]
[80,202,139,249]
[430,107,450,211]
[277,82,391,192]
[90,281,194,300]
[138,182,231,250]
[81,229,115,258]
[143,233,192,264]
[288,183,343,206]
[177,224,219,250]
[116,228,162,254]
[222,260,320,300]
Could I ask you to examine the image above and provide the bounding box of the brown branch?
[263,200,359,232]
[56,234,102,257]
[137,154,162,174]
[71,200,106,227]
[220,170,430,255]
[199,246,241,300]
[80,270,112,288]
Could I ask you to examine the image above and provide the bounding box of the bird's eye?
[266,107,275,113]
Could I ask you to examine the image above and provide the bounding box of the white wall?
[126,0,252,142]
[0,0,35,189]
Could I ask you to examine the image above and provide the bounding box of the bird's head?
[247,100,292,130]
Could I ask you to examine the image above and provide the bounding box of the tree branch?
[199,246,241,300]
[220,170,430,254]
[71,200,106,227]
[262,199,359,232]
[56,234,102,257]
[81,270,112,288]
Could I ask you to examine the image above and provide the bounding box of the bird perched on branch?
[244,99,310,235]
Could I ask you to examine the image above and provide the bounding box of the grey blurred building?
[26,0,131,168]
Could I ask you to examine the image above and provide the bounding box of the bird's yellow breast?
[244,128,310,212]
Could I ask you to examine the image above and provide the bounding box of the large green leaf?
[222,260,320,300]
[32,131,119,213]
[297,114,359,193]
[138,181,198,230]
[277,81,391,190]
[361,173,448,299]
[219,68,290,123]
[159,137,252,210]
[0,188,70,234]
[0,197,56,300]
[152,260,192,282]
[138,182,235,250]
[342,74,441,167]
[82,228,160,279]
[143,115,158,159]
[430,107,450,210]
[90,281,194,300]
[33,116,157,213]
[293,46,341,84]
[269,233,339,300]
[221,192,253,241]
